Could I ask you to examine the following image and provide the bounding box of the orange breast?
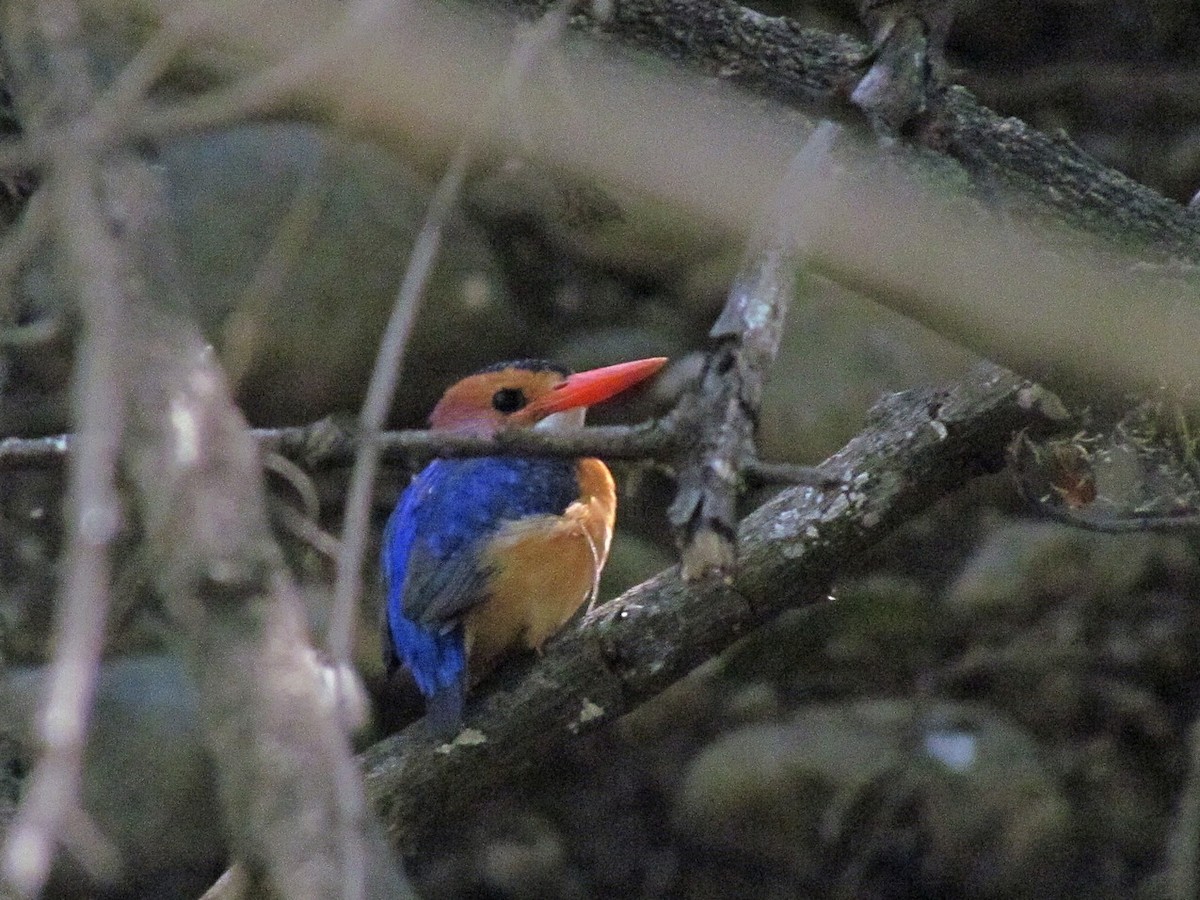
[464,457,616,680]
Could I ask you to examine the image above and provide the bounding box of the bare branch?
[0,1,135,891]
[0,433,72,468]
[0,8,414,897]
[743,459,835,487]
[116,191,411,900]
[359,364,1053,852]
[328,2,601,679]
[326,129,471,680]
[113,0,1200,417]
[668,121,840,579]
[0,420,676,469]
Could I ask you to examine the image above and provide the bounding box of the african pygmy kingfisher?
[382,357,667,735]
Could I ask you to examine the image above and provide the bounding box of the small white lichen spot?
[568,698,606,733]
[804,524,820,540]
[591,0,613,22]
[436,727,489,753]
[767,507,804,541]
[316,661,370,733]
[169,397,199,466]
[930,420,948,440]
[712,458,736,483]
[741,299,772,331]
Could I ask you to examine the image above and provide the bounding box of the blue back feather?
[383,457,578,725]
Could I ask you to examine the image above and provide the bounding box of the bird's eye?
[491,387,527,414]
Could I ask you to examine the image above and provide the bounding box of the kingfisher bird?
[382,356,667,735]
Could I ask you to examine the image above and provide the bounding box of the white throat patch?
[534,408,587,431]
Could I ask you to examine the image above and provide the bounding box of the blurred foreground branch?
[360,363,1056,851]
[491,0,1197,260]
[0,3,411,897]
[120,297,408,900]
[81,0,1200,416]
[1,3,131,890]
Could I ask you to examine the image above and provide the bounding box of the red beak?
[530,357,668,415]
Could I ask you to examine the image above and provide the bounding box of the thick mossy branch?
[91,0,1200,415]
[361,363,1051,852]
[499,0,1200,259]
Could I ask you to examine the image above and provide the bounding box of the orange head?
[429,357,667,436]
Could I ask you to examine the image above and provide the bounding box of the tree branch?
[121,293,409,900]
[0,8,412,897]
[0,2,132,889]
[0,420,676,469]
[493,0,1198,258]
[359,363,1053,852]
[668,121,841,579]
[97,0,1200,417]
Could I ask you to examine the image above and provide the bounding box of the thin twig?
[0,433,72,467]
[90,9,205,128]
[222,147,330,389]
[123,3,362,148]
[0,3,134,892]
[3,163,127,896]
[0,421,677,469]
[263,452,323,523]
[264,450,342,559]
[1033,505,1200,533]
[668,121,842,578]
[271,500,342,559]
[325,135,471,677]
[744,459,838,487]
[326,1,577,681]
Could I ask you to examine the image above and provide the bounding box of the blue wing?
[382,457,578,727]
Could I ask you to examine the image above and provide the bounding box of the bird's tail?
[426,678,465,740]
